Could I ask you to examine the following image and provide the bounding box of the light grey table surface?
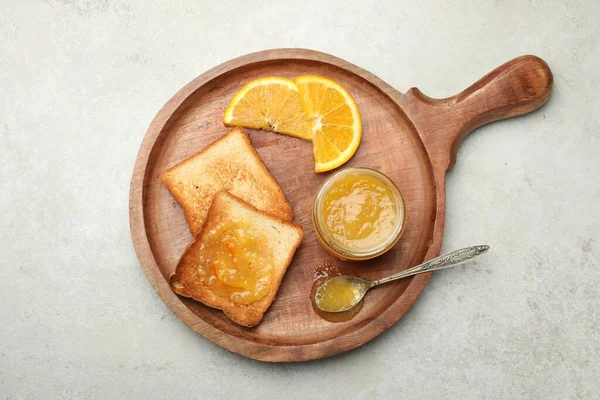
[1,1,599,399]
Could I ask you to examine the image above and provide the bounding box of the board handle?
[400,55,553,170]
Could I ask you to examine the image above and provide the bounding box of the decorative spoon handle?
[372,245,490,286]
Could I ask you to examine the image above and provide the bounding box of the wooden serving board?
[129,49,552,362]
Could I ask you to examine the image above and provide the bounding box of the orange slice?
[295,76,362,173]
[223,77,312,141]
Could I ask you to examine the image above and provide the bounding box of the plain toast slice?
[162,128,292,235]
[170,191,303,327]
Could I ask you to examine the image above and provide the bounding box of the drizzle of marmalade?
[196,219,273,305]
[321,174,398,250]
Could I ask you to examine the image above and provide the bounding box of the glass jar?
[312,167,406,261]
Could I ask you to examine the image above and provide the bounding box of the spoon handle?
[372,245,490,286]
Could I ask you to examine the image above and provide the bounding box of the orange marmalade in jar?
[312,167,406,260]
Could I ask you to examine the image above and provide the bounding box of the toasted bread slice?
[170,191,303,327]
[161,128,292,235]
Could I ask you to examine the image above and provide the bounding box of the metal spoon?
[314,245,490,313]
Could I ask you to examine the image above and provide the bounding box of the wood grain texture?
[129,49,552,362]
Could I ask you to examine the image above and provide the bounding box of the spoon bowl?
[314,275,373,313]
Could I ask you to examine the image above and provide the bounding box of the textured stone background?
[1,1,599,399]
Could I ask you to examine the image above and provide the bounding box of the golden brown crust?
[161,128,292,235]
[170,191,303,327]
